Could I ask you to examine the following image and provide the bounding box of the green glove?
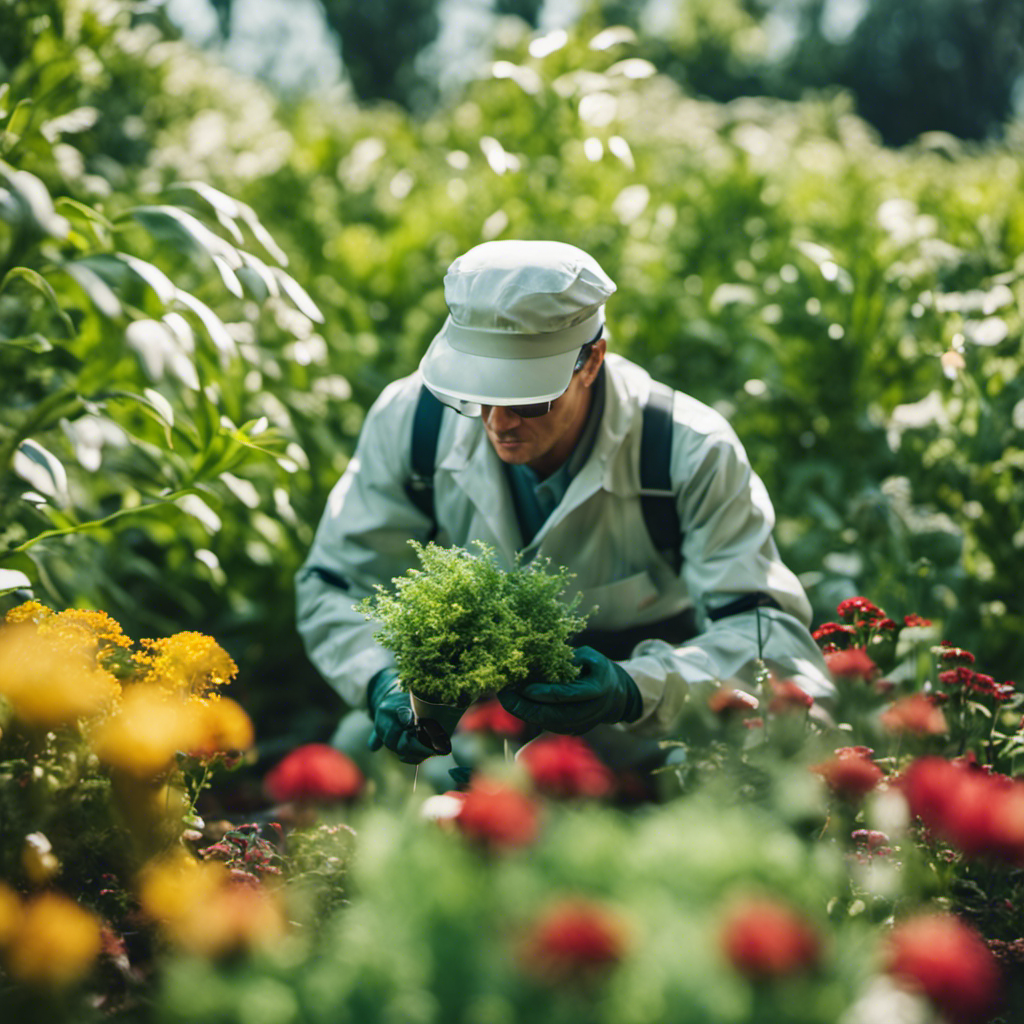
[497,646,643,735]
[367,668,436,764]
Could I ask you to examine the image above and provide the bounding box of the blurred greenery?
[2,0,1023,759]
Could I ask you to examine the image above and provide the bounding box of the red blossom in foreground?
[521,899,628,981]
[880,694,949,736]
[899,758,1024,864]
[768,680,813,714]
[903,614,932,628]
[455,778,540,849]
[720,897,820,979]
[518,736,614,800]
[938,667,1016,702]
[263,744,363,804]
[886,913,1002,1024]
[836,597,882,624]
[825,647,878,682]
[812,753,884,802]
[457,698,526,738]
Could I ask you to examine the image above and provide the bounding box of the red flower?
[879,694,948,736]
[720,897,820,979]
[825,647,878,681]
[708,688,760,715]
[851,829,891,855]
[812,754,884,801]
[836,597,882,624]
[812,622,854,645]
[903,614,932,628]
[518,736,614,800]
[886,913,1002,1024]
[899,758,1024,864]
[455,777,540,849]
[768,680,813,713]
[938,645,975,666]
[263,744,363,804]
[458,698,526,738]
[522,899,628,981]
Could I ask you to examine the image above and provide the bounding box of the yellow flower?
[140,633,238,698]
[4,600,53,626]
[0,883,21,946]
[4,893,102,987]
[90,685,203,778]
[190,696,255,757]
[139,854,286,957]
[0,623,120,727]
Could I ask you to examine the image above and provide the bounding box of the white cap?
[419,239,616,412]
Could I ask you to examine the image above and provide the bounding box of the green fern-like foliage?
[359,542,588,704]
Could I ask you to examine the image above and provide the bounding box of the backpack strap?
[405,384,444,534]
[640,382,683,573]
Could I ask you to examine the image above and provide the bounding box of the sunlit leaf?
[237,201,288,267]
[0,568,32,597]
[0,162,70,238]
[64,261,123,318]
[173,289,236,356]
[129,204,241,268]
[14,439,69,504]
[165,180,242,220]
[0,267,75,337]
[116,252,178,306]
[212,254,244,298]
[237,251,279,300]
[0,332,52,352]
[272,268,324,323]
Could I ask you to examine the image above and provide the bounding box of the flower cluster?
[899,757,1024,864]
[720,896,821,979]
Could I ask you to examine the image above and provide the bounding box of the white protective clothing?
[296,352,835,737]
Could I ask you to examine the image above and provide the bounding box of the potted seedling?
[360,541,588,753]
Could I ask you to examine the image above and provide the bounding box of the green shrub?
[360,541,587,704]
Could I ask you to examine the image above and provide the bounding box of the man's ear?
[581,338,606,386]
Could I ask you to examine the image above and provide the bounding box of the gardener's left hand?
[497,646,643,735]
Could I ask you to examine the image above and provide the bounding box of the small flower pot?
[410,691,471,756]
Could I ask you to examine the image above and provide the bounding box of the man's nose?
[486,405,522,430]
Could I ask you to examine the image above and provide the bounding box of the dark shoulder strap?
[640,382,683,572]
[405,385,444,530]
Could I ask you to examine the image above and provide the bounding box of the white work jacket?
[296,354,834,736]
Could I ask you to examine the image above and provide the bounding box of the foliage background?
[2,0,1023,759]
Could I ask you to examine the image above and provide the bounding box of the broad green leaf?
[54,197,114,231]
[129,205,241,268]
[104,388,175,446]
[174,289,235,356]
[64,261,123,318]
[0,568,33,597]
[0,267,75,337]
[272,267,325,323]
[0,162,70,238]
[4,99,32,137]
[0,83,9,118]
[117,252,177,306]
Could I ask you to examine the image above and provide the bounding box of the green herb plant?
[359,541,588,705]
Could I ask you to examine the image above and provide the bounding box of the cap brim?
[419,317,582,406]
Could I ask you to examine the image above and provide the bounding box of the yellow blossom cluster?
[138,853,287,957]
[0,602,253,776]
[0,883,102,987]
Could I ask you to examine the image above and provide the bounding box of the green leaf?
[165,180,242,220]
[273,267,325,323]
[116,252,177,306]
[13,439,69,503]
[173,290,236,356]
[4,99,32,137]
[0,333,52,353]
[53,196,114,232]
[64,261,123,318]
[237,201,289,266]
[0,267,75,337]
[104,388,175,446]
[0,568,33,596]
[237,251,279,301]
[0,162,70,238]
[128,204,241,269]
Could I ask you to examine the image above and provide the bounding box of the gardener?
[296,239,834,768]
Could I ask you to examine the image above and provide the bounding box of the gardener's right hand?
[366,668,436,764]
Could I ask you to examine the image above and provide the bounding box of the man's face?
[480,340,605,479]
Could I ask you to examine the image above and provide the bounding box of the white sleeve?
[294,377,434,708]
[620,408,835,734]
